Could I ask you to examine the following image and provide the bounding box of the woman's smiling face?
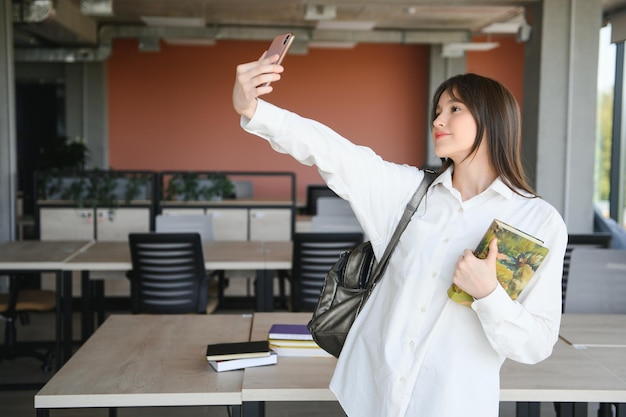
[431,89,479,163]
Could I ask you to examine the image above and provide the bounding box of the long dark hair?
[430,73,536,197]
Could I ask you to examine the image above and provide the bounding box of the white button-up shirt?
[243,100,568,417]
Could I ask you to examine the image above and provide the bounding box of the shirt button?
[443,238,449,243]
[420,306,427,312]
[458,207,463,213]
[399,377,407,384]
[431,272,437,278]
[409,340,416,349]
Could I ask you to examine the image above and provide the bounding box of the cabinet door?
[249,208,292,241]
[96,208,151,241]
[205,208,248,241]
[39,207,94,241]
[161,208,205,215]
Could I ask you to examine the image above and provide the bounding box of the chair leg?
[2,313,55,372]
[276,270,289,309]
[598,403,614,417]
[3,317,16,359]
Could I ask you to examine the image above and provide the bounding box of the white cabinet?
[96,208,151,241]
[249,208,292,241]
[39,208,94,241]
[205,208,248,241]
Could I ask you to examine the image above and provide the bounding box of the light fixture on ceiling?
[441,42,500,58]
[480,11,529,35]
[305,4,337,21]
[80,0,113,16]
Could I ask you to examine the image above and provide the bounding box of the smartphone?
[263,32,295,86]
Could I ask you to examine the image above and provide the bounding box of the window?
[595,23,625,226]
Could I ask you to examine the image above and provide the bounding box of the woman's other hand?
[453,238,499,300]
[232,54,284,119]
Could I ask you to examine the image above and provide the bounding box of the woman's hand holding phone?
[232,33,294,119]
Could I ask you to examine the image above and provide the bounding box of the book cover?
[205,340,270,361]
[268,324,314,340]
[448,219,550,307]
[268,339,320,348]
[209,351,278,372]
[269,344,333,358]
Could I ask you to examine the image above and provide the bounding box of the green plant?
[37,169,153,221]
[164,173,234,201]
[36,136,89,171]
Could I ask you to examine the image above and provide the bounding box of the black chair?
[305,185,339,215]
[289,232,364,312]
[126,233,213,314]
[561,233,612,312]
[0,276,56,373]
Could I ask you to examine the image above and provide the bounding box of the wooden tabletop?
[244,312,337,402]
[559,313,626,347]
[35,314,254,409]
[500,339,626,402]
[0,240,92,270]
[62,240,292,272]
[244,313,626,404]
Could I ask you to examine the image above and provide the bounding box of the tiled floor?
[0,278,599,417]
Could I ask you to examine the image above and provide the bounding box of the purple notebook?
[268,324,313,340]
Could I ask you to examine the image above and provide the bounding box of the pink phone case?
[263,33,294,86]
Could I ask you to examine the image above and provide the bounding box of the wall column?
[0,0,16,243]
[522,0,602,232]
[425,45,466,167]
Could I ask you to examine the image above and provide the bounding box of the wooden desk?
[0,240,93,367]
[35,314,253,417]
[558,314,626,417]
[62,240,292,340]
[241,313,626,417]
[560,314,626,347]
[245,312,336,402]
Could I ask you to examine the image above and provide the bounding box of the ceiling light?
[442,42,499,58]
[305,4,337,21]
[80,0,113,16]
[481,22,521,34]
[140,16,206,27]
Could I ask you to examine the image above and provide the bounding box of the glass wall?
[595,23,625,227]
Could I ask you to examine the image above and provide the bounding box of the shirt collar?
[429,166,516,200]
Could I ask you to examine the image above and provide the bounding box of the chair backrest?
[564,248,626,313]
[290,232,364,312]
[232,180,254,199]
[561,233,612,311]
[127,232,208,314]
[305,185,339,215]
[155,214,214,241]
[310,215,364,234]
[316,197,355,217]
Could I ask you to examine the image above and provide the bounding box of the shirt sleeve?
[470,208,568,364]
[241,99,423,248]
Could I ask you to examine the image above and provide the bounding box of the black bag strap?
[370,169,437,287]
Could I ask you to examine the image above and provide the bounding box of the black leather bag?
[307,171,436,357]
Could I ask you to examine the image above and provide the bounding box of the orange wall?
[108,37,524,200]
[468,35,525,108]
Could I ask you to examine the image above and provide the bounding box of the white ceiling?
[11,0,626,49]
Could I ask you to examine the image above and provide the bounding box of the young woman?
[233,55,568,417]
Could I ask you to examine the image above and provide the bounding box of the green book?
[448,219,550,307]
